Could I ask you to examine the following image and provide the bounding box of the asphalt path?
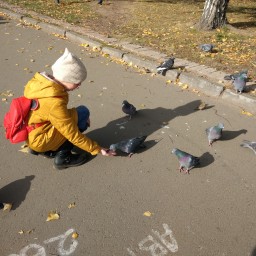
[1,17,256,256]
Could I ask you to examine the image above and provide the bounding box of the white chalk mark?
[44,228,78,256]
[138,235,168,256]
[20,244,46,256]
[127,248,137,256]
[152,223,178,253]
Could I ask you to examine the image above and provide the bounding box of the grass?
[1,0,256,79]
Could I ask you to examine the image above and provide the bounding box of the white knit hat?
[52,48,87,84]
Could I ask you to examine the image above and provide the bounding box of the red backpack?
[3,96,44,144]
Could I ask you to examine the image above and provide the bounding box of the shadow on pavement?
[86,100,202,148]
[199,152,215,168]
[0,175,35,210]
[222,129,247,141]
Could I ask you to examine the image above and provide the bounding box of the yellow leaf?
[68,202,76,209]
[166,80,172,84]
[46,211,60,221]
[241,110,253,116]
[72,232,79,239]
[143,211,153,217]
[182,84,189,90]
[18,230,24,235]
[3,203,12,211]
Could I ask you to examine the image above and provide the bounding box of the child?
[24,48,115,170]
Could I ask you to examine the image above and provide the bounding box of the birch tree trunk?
[198,0,229,30]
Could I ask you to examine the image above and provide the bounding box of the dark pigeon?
[206,123,224,146]
[240,140,256,155]
[156,57,175,75]
[199,44,214,53]
[172,148,200,174]
[110,136,147,157]
[122,100,137,119]
[224,69,248,81]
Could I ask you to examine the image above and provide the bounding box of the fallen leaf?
[72,232,79,239]
[3,203,12,211]
[68,202,76,209]
[241,110,253,116]
[46,211,60,221]
[166,79,172,84]
[182,84,189,90]
[143,211,153,217]
[18,230,24,235]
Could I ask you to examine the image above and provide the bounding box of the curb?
[0,3,255,114]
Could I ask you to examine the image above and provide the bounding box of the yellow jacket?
[24,72,101,155]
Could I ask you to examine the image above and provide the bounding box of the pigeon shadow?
[251,246,256,256]
[0,175,35,210]
[86,100,201,148]
[198,152,215,168]
[221,129,247,141]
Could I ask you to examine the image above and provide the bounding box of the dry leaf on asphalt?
[72,232,79,239]
[46,211,60,221]
[18,230,24,235]
[195,101,207,110]
[68,202,76,209]
[3,203,12,211]
[143,211,153,217]
[241,110,253,117]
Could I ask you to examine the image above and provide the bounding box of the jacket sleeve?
[48,100,102,155]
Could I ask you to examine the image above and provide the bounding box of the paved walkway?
[0,0,255,114]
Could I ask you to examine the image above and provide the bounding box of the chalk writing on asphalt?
[127,223,178,256]
[9,228,78,256]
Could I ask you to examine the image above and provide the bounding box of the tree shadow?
[86,100,202,148]
[0,175,35,210]
[222,129,247,141]
[198,152,215,168]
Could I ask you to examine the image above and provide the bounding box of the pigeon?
[232,73,247,94]
[206,123,224,146]
[156,57,175,75]
[199,44,214,53]
[122,100,137,119]
[171,148,200,174]
[109,135,147,157]
[224,69,248,80]
[240,140,256,155]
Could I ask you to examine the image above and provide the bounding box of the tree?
[198,0,229,30]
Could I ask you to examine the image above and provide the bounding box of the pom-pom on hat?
[52,48,87,84]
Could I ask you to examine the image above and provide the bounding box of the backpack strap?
[27,121,49,133]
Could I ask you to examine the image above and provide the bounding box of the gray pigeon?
[206,123,224,146]
[122,100,137,119]
[233,73,247,94]
[171,148,200,174]
[199,44,214,53]
[240,140,256,155]
[156,57,175,75]
[110,136,147,157]
[224,69,248,80]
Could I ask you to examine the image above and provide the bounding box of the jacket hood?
[24,72,68,99]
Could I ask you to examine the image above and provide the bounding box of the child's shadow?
[0,175,34,210]
[87,100,203,150]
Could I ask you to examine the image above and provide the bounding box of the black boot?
[54,150,87,170]
[29,148,57,159]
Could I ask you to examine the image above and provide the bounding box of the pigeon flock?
[113,56,252,172]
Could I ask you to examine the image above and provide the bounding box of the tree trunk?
[198,0,229,30]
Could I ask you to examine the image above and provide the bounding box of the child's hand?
[101,148,116,156]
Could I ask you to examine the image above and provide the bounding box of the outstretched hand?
[101,148,116,156]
